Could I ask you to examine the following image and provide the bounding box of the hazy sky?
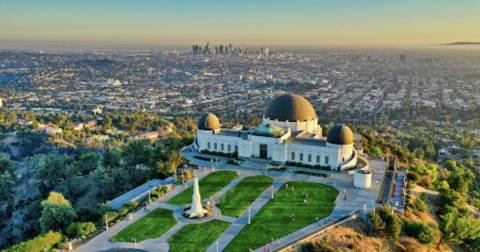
[1,0,479,48]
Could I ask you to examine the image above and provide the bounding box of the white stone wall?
[197,130,241,154]
[354,171,372,189]
[286,143,338,168]
[196,128,357,171]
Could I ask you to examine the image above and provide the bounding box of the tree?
[72,152,99,176]
[447,166,475,195]
[378,207,402,239]
[440,208,480,244]
[121,140,151,174]
[403,220,437,244]
[67,222,96,239]
[39,192,77,233]
[3,231,62,252]
[369,212,386,232]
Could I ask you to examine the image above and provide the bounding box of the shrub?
[414,197,428,213]
[419,175,432,188]
[407,172,420,183]
[105,211,118,223]
[3,231,62,252]
[67,222,97,239]
[403,220,436,244]
[150,190,161,200]
[183,170,193,180]
[369,212,385,232]
[378,207,402,239]
[118,207,129,217]
[124,200,138,210]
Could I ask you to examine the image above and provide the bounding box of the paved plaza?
[75,150,387,252]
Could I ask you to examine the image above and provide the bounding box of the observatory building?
[193,93,359,171]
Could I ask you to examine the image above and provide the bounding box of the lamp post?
[216,241,219,252]
[271,185,274,199]
[105,214,109,230]
[248,207,251,224]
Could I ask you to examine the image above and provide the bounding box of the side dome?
[264,93,317,122]
[327,124,354,145]
[198,113,220,130]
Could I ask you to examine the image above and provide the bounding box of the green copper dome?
[253,123,285,138]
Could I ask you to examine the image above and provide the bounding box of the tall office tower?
[400,54,406,63]
[205,42,211,54]
[261,48,270,56]
[214,46,219,55]
[228,43,233,54]
[192,45,200,55]
[219,45,224,54]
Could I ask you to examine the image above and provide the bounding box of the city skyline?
[1,0,480,50]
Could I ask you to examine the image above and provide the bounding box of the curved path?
[76,153,386,252]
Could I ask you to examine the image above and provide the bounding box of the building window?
[316,155,320,163]
[291,152,295,160]
[207,142,211,149]
[299,153,303,161]
[325,156,329,164]
[221,143,224,151]
[228,144,231,152]
[235,145,238,153]
[214,143,217,150]
[308,154,312,162]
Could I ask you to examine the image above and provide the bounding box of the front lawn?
[110,208,177,242]
[217,175,273,217]
[168,220,231,252]
[168,170,238,205]
[223,181,338,252]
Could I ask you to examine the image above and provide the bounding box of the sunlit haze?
[1,0,480,49]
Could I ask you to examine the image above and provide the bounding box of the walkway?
[75,169,213,252]
[109,177,174,210]
[205,179,285,252]
[76,151,387,252]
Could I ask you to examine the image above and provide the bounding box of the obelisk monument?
[186,175,207,218]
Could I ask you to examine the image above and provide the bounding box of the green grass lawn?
[168,170,238,205]
[110,208,177,243]
[217,175,273,217]
[168,220,231,252]
[223,181,338,252]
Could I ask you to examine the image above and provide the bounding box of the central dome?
[264,93,317,122]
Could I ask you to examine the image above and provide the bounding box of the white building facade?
[193,94,358,171]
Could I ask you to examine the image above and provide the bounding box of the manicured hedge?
[2,231,62,252]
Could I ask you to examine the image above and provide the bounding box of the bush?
[105,211,118,223]
[67,222,97,239]
[183,170,193,180]
[369,212,386,232]
[377,207,402,239]
[150,190,161,200]
[124,200,138,210]
[419,175,432,188]
[407,172,420,183]
[3,231,63,252]
[118,207,129,217]
[403,220,436,244]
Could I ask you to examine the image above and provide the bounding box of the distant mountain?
[444,42,480,46]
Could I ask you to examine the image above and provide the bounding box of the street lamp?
[105,214,109,230]
[248,207,251,224]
